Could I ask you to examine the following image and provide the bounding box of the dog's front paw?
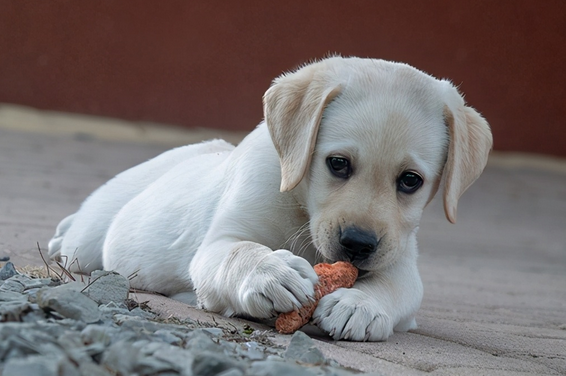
[238,250,318,318]
[312,288,393,341]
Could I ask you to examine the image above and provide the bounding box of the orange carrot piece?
[275,261,358,334]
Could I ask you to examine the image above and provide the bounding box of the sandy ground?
[1,104,565,375]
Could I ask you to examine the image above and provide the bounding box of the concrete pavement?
[1,104,565,375]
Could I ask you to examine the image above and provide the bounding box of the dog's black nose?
[340,227,379,261]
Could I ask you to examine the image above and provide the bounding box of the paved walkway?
[1,104,565,375]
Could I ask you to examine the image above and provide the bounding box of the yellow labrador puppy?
[49,56,492,341]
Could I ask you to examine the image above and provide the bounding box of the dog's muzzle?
[339,226,379,262]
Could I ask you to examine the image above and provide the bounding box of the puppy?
[48,56,492,341]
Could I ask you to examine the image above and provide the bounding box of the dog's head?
[264,57,492,272]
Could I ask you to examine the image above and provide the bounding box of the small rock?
[238,341,265,360]
[192,350,244,376]
[41,319,86,336]
[3,354,80,376]
[8,274,33,286]
[125,306,155,319]
[101,340,142,375]
[0,321,36,338]
[78,361,114,376]
[134,342,180,374]
[0,300,30,321]
[134,357,177,375]
[201,327,223,338]
[0,278,25,293]
[21,306,48,322]
[284,331,326,365]
[154,329,184,345]
[0,290,28,303]
[248,359,315,376]
[153,346,195,373]
[80,324,117,347]
[0,261,18,280]
[116,315,185,335]
[216,369,244,376]
[138,340,170,356]
[57,331,91,364]
[17,275,53,290]
[185,329,220,352]
[37,286,101,323]
[82,270,129,305]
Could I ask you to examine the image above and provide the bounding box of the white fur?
[49,57,492,341]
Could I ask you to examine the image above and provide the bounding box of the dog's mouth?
[356,268,370,280]
[322,254,371,280]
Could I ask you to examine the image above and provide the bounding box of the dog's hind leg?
[47,213,75,261]
[51,139,236,275]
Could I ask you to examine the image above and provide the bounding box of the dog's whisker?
[282,221,311,251]
[297,239,315,258]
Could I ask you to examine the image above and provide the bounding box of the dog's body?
[49,57,492,341]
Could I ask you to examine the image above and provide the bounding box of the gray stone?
[17,275,53,290]
[125,306,155,319]
[116,314,186,335]
[0,261,18,280]
[202,327,224,337]
[185,329,220,352]
[237,341,265,360]
[41,319,86,336]
[0,300,29,321]
[82,270,129,305]
[192,350,243,376]
[153,347,195,374]
[80,324,117,347]
[248,359,316,376]
[101,340,141,375]
[284,331,326,365]
[53,281,85,292]
[135,355,178,375]
[138,339,170,355]
[8,273,33,286]
[21,306,48,322]
[24,287,41,303]
[3,354,80,376]
[0,278,25,293]
[217,369,244,376]
[154,329,184,345]
[78,361,114,376]
[97,301,132,321]
[219,339,238,353]
[37,286,101,323]
[4,328,65,359]
[57,331,91,364]
[0,290,27,302]
[0,321,35,336]
[266,354,285,361]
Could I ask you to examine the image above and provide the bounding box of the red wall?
[1,1,565,156]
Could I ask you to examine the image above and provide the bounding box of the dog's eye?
[397,171,423,194]
[326,157,351,179]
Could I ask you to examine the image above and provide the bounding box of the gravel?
[0,262,382,376]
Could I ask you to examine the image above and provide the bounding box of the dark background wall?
[1,0,565,157]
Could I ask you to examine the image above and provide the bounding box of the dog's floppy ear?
[442,85,493,223]
[263,65,341,192]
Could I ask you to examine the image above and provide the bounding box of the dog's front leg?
[190,240,318,319]
[312,254,423,341]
